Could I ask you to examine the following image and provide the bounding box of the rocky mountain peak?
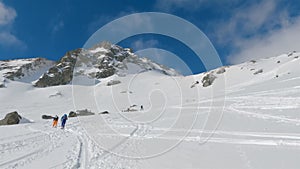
[0,58,55,87]
[33,42,179,87]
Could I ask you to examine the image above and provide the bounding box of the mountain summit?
[34,41,179,87]
[0,58,55,88]
[0,42,180,88]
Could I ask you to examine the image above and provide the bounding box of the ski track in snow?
[2,89,300,169]
[0,126,63,169]
[1,54,300,168]
[79,115,148,169]
[2,90,300,169]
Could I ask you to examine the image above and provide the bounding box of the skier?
[140,105,144,111]
[52,115,59,127]
[61,114,68,129]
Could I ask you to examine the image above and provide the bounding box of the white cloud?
[0,1,16,25]
[131,39,159,51]
[0,1,24,48]
[208,0,300,64]
[238,1,276,32]
[0,31,24,47]
[229,16,300,64]
[214,0,278,46]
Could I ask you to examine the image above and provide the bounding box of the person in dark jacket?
[61,114,68,129]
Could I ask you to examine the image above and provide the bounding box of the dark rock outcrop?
[69,109,95,118]
[107,80,121,86]
[0,58,55,81]
[99,111,109,115]
[216,67,226,74]
[42,115,54,119]
[76,109,95,116]
[0,111,22,125]
[253,69,263,75]
[34,41,179,87]
[202,73,217,87]
[34,49,80,87]
[68,111,77,117]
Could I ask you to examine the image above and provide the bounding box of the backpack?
[63,114,68,120]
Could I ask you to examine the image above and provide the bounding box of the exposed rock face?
[107,80,121,86]
[201,73,217,87]
[254,69,263,75]
[0,58,55,82]
[0,76,5,88]
[68,109,95,117]
[68,111,77,117]
[34,49,80,87]
[216,67,226,74]
[99,111,109,115]
[76,109,95,116]
[42,115,54,119]
[34,41,180,87]
[0,111,22,125]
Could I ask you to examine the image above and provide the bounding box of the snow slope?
[1,52,300,168]
[0,58,55,83]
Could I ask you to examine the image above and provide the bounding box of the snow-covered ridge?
[34,41,180,87]
[193,51,300,88]
[75,41,180,77]
[1,51,300,168]
[1,42,299,89]
[0,58,55,87]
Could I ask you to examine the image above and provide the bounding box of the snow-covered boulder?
[107,80,121,86]
[68,109,95,118]
[42,115,54,119]
[99,111,109,115]
[216,67,226,74]
[68,111,77,117]
[0,79,4,88]
[0,111,22,126]
[253,69,263,75]
[77,109,95,116]
[201,73,216,87]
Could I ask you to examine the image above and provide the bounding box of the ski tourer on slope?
[61,114,68,129]
[52,115,59,127]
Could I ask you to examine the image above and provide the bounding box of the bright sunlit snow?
[1,52,300,169]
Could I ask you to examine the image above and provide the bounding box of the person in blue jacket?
[61,114,68,129]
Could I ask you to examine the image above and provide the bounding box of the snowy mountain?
[0,58,55,87]
[34,42,179,87]
[0,50,300,169]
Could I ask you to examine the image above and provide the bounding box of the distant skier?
[61,114,68,129]
[140,105,144,111]
[52,115,59,128]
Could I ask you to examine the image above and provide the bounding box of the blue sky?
[1,0,300,75]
